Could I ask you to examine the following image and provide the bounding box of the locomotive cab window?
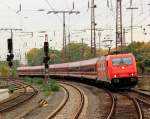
[112,57,132,66]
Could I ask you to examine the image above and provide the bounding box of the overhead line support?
[126,0,138,44]
[47,10,80,62]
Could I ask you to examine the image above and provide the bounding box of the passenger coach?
[17,53,138,88]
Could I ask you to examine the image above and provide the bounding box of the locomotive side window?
[112,57,132,65]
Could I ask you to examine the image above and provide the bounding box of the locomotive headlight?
[129,73,134,76]
[114,74,117,78]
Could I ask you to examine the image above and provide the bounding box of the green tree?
[66,42,91,61]
[125,41,150,74]
[0,64,9,76]
[26,48,44,66]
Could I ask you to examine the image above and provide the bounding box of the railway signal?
[1,28,22,68]
[7,38,14,68]
[43,34,50,81]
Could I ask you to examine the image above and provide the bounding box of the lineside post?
[43,34,50,82]
[7,30,14,80]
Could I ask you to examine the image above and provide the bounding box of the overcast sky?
[0,0,150,61]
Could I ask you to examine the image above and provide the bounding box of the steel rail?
[0,79,38,112]
[105,90,116,119]
[47,82,85,119]
[136,97,150,106]
[63,83,85,119]
[120,92,143,119]
[132,98,143,119]
[131,89,150,97]
[46,84,69,119]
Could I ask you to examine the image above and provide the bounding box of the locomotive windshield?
[112,57,132,66]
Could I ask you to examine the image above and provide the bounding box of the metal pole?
[11,29,13,40]
[126,0,138,44]
[91,0,93,55]
[81,38,84,59]
[90,0,96,57]
[63,12,66,62]
[93,0,96,56]
[116,0,123,53]
[116,0,118,52]
[45,34,49,82]
[131,0,133,43]
[120,0,123,53]
[98,31,101,49]
[148,3,150,15]
[68,31,71,61]
[123,28,126,47]
[47,10,79,62]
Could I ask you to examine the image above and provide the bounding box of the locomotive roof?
[107,53,134,59]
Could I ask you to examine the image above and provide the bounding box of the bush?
[8,85,15,93]
[48,80,60,92]
[22,77,59,96]
[0,64,9,76]
[145,67,150,74]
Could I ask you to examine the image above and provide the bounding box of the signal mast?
[43,34,50,81]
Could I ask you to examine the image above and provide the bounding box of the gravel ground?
[22,88,64,119]
[3,80,140,119]
[72,82,110,119]
[111,93,138,119]
[0,84,63,119]
[51,83,84,119]
[0,88,44,119]
[140,103,150,119]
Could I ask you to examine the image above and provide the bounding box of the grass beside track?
[22,77,60,96]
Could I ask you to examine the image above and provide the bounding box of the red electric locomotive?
[17,53,138,88]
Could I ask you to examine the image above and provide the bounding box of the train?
[17,53,138,88]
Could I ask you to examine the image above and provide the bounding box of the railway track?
[0,78,38,112]
[105,90,143,119]
[123,89,150,119]
[46,81,85,119]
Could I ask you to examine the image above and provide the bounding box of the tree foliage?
[26,42,107,66]
[26,48,44,66]
[25,41,149,74]
[125,41,150,74]
[0,60,19,77]
[0,64,9,76]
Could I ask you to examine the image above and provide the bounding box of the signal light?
[7,53,14,68]
[7,54,14,61]
[10,53,14,59]
[44,42,49,55]
[7,38,13,53]
[7,55,11,61]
